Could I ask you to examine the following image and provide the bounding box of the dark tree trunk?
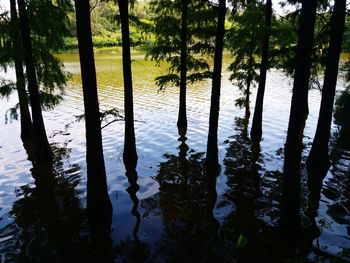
[17,0,52,163]
[244,42,255,121]
[206,0,226,170]
[245,75,251,119]
[74,1,112,259]
[177,0,189,136]
[306,0,346,173]
[9,0,33,142]
[117,0,138,170]
[281,0,317,254]
[250,0,272,143]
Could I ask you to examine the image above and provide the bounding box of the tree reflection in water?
[0,143,114,262]
[140,133,220,261]
[221,116,287,261]
[1,144,90,262]
[113,169,150,262]
[306,91,350,261]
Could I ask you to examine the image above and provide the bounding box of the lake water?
[0,53,349,262]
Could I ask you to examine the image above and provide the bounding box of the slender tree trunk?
[250,0,272,143]
[281,0,317,253]
[177,0,189,136]
[74,1,112,258]
[117,0,138,170]
[245,42,255,121]
[9,0,33,142]
[245,75,251,119]
[206,0,226,170]
[17,0,52,163]
[307,0,346,173]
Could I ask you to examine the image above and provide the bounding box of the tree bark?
[281,0,317,253]
[9,0,33,142]
[177,0,189,136]
[74,0,112,256]
[250,0,272,143]
[117,0,138,170]
[17,0,52,163]
[306,0,346,173]
[206,0,226,170]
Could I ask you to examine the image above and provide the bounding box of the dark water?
[0,53,349,262]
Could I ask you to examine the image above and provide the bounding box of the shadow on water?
[137,131,220,261]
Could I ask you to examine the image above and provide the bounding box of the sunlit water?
[0,53,349,262]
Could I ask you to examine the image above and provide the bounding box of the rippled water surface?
[0,53,349,262]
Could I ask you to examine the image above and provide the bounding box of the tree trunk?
[206,0,226,170]
[9,0,33,142]
[281,0,317,254]
[17,0,52,163]
[245,42,255,121]
[250,0,272,143]
[117,0,138,170]
[245,75,251,120]
[307,0,346,173]
[74,0,112,257]
[177,0,189,136]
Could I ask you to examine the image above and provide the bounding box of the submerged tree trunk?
[74,1,112,258]
[206,0,226,170]
[17,0,52,163]
[177,0,189,136]
[307,0,346,173]
[117,0,138,170]
[281,0,317,253]
[9,0,33,142]
[250,0,272,143]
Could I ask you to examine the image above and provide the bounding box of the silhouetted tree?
[228,1,263,120]
[250,0,272,143]
[117,0,138,170]
[9,0,33,141]
[177,0,189,135]
[74,1,112,260]
[281,0,318,254]
[307,0,346,173]
[1,0,70,129]
[148,0,215,135]
[206,0,226,169]
[17,0,53,163]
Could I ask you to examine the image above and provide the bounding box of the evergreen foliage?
[146,0,217,91]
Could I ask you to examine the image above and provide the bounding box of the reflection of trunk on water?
[87,197,113,262]
[124,168,153,261]
[5,143,96,262]
[178,133,189,186]
[221,116,268,260]
[206,166,220,254]
[303,165,329,256]
[125,169,141,242]
[136,134,220,261]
